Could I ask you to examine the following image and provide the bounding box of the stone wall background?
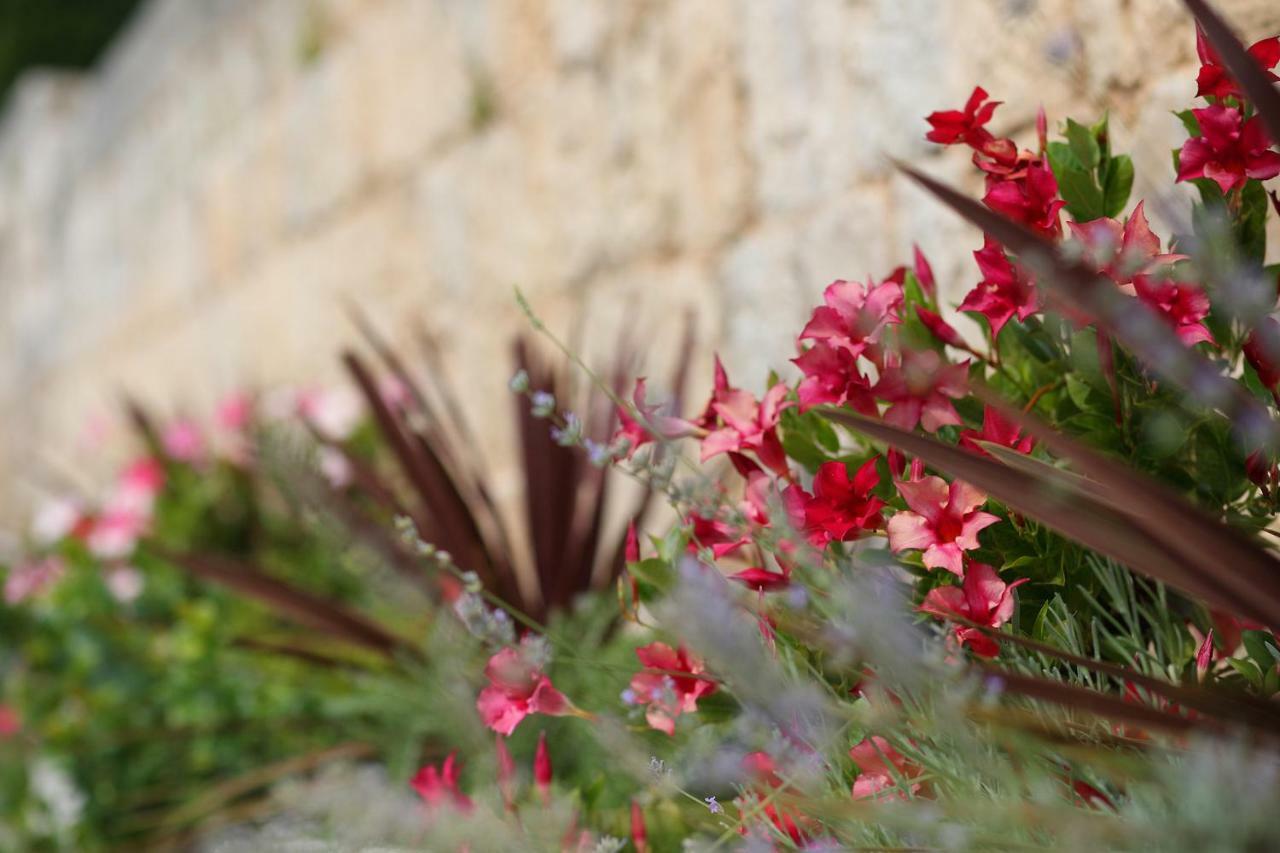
[1,0,1279,523]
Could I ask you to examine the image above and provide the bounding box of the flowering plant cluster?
[8,5,1280,850]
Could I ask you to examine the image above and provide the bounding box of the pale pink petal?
[887,512,937,553]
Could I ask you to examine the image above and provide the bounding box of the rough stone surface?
[1,0,1279,522]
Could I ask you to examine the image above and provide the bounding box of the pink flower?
[925,86,1017,165]
[737,752,813,845]
[913,244,937,298]
[626,642,716,736]
[1196,27,1280,102]
[687,511,750,559]
[915,306,970,352]
[162,419,207,464]
[87,509,150,560]
[29,496,83,545]
[1069,202,1214,345]
[117,457,165,505]
[799,278,904,362]
[982,160,1065,239]
[887,476,999,576]
[959,404,1034,457]
[106,566,145,604]
[919,561,1027,657]
[873,350,969,433]
[729,565,792,591]
[411,752,473,812]
[700,382,792,476]
[4,556,66,605]
[1177,105,1280,194]
[476,646,573,736]
[297,387,364,441]
[783,459,885,548]
[214,392,254,433]
[849,736,922,799]
[792,342,878,414]
[959,237,1039,337]
[612,378,692,458]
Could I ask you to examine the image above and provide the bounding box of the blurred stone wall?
[1,0,1278,519]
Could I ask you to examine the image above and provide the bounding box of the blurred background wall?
[1,0,1279,521]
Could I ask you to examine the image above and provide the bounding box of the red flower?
[686,510,750,559]
[0,705,20,738]
[919,561,1028,657]
[799,278,904,362]
[738,752,812,846]
[959,236,1039,337]
[631,801,649,853]
[1244,318,1280,395]
[411,752,473,812]
[913,244,937,298]
[1196,27,1280,102]
[626,642,716,735]
[476,646,574,736]
[1069,202,1214,345]
[849,736,922,799]
[925,86,1017,166]
[1177,105,1280,194]
[700,382,792,476]
[915,306,970,352]
[792,342,878,414]
[783,459,885,547]
[982,160,1065,239]
[887,476,999,576]
[534,730,553,801]
[959,404,1034,457]
[729,565,793,591]
[873,350,970,433]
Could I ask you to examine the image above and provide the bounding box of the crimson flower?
[1132,274,1214,346]
[919,561,1028,657]
[1195,27,1280,102]
[700,382,791,476]
[924,86,1017,165]
[1244,318,1280,397]
[411,752,473,812]
[626,642,716,735]
[476,646,574,736]
[915,306,970,352]
[799,278,904,362]
[873,350,970,433]
[0,705,19,738]
[1177,105,1280,194]
[887,476,999,576]
[729,565,793,591]
[982,160,1065,239]
[631,801,649,853]
[534,730,553,801]
[959,404,1034,457]
[959,236,1039,337]
[686,510,749,559]
[783,459,885,547]
[849,736,923,799]
[792,341,877,414]
[738,752,813,846]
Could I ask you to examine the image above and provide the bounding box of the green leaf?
[1065,118,1101,169]
[1046,141,1082,174]
[1056,169,1106,222]
[1174,108,1200,138]
[1101,154,1134,218]
[1243,629,1280,667]
[1236,179,1269,264]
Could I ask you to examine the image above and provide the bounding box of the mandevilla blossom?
[534,730,553,801]
[4,556,66,606]
[686,510,749,560]
[1176,105,1280,194]
[1195,27,1280,102]
[1244,318,1280,401]
[0,705,19,738]
[919,561,1028,657]
[626,642,716,736]
[738,752,812,846]
[915,306,970,352]
[631,801,649,853]
[849,736,923,800]
[29,496,84,545]
[960,236,1039,337]
[476,646,574,736]
[411,752,473,812]
[612,378,691,458]
[799,277,904,362]
[982,160,1065,239]
[162,419,207,463]
[792,342,877,414]
[783,459,885,547]
[873,350,969,433]
[959,404,1034,457]
[1132,274,1215,346]
[887,476,999,576]
[925,85,1016,166]
[700,381,791,476]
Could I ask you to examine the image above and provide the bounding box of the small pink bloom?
[700,381,792,477]
[118,457,165,505]
[495,734,516,807]
[887,476,999,576]
[477,647,573,736]
[849,736,922,799]
[30,497,83,545]
[411,752,473,812]
[1177,105,1280,194]
[960,236,1039,337]
[783,459,885,548]
[534,730,553,800]
[297,387,364,441]
[4,556,66,605]
[612,378,692,458]
[631,801,649,853]
[214,392,254,433]
[958,404,1034,457]
[162,419,207,464]
[873,350,969,433]
[1196,27,1280,102]
[87,509,149,560]
[982,160,1065,239]
[106,566,145,604]
[799,278,904,362]
[626,642,716,736]
[913,244,937,298]
[919,561,1028,657]
[792,341,878,414]
[738,752,812,845]
[625,521,640,563]
[729,565,792,592]
[915,306,969,352]
[1196,628,1215,681]
[317,446,354,489]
